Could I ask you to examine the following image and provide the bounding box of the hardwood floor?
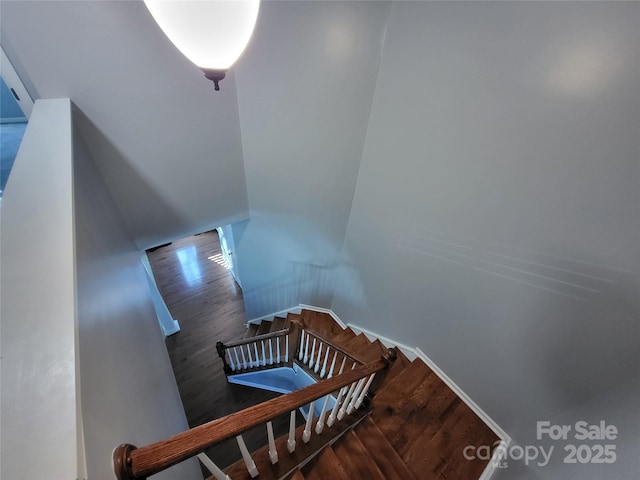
[147,231,299,475]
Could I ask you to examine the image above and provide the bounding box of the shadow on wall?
[242,261,335,319]
[231,211,346,320]
[72,105,195,249]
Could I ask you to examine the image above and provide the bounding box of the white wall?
[1,99,81,479]
[0,98,201,479]
[72,105,201,479]
[333,0,639,453]
[232,1,391,319]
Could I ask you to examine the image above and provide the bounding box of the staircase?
[221,310,500,480]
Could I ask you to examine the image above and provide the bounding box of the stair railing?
[294,324,371,380]
[216,325,296,374]
[114,350,396,480]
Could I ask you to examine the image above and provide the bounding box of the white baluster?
[227,350,235,371]
[320,348,330,377]
[261,340,267,366]
[328,361,352,425]
[355,373,376,409]
[298,330,305,361]
[197,453,231,480]
[347,377,367,415]
[337,356,347,376]
[327,384,347,428]
[315,394,331,435]
[338,379,360,421]
[276,336,281,363]
[247,344,254,368]
[233,347,241,372]
[308,337,317,368]
[236,435,259,478]
[266,421,278,464]
[303,332,310,364]
[327,351,338,379]
[314,342,323,373]
[240,345,247,369]
[254,343,260,368]
[302,401,314,443]
[285,334,289,363]
[268,338,274,365]
[287,410,297,453]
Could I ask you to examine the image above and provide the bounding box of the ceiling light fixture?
[144,0,260,91]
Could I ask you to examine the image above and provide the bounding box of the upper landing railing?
[216,320,370,379]
[216,326,295,374]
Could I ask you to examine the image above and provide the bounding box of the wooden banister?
[114,351,396,480]
[217,325,295,373]
[223,326,293,349]
[290,320,369,366]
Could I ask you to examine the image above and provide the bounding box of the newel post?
[216,341,232,374]
[113,443,141,480]
[288,323,301,366]
[367,347,398,402]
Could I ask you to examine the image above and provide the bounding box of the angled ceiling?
[0,0,389,250]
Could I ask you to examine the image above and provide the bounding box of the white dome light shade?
[144,0,259,87]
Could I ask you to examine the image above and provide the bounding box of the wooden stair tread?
[245,323,259,338]
[303,446,350,480]
[354,417,420,480]
[404,400,499,479]
[271,316,286,332]
[395,371,462,458]
[257,320,272,335]
[372,359,433,413]
[300,310,335,338]
[332,430,386,480]
[344,336,386,364]
[369,338,388,356]
[340,333,370,352]
[335,330,365,350]
[370,347,412,395]
[395,380,460,456]
[330,327,357,345]
[372,361,438,452]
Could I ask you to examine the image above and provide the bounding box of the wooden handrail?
[222,326,293,349]
[114,351,396,479]
[291,319,370,366]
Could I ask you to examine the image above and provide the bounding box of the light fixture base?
[202,69,227,91]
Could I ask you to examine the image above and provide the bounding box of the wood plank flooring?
[147,231,299,476]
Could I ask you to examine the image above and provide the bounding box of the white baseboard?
[162,319,180,336]
[246,304,347,329]
[479,440,509,480]
[247,306,302,325]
